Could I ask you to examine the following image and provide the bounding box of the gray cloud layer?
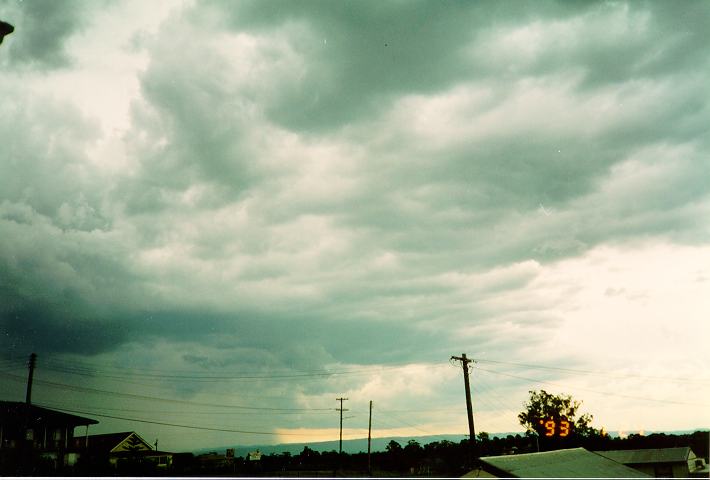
[0,0,111,68]
[1,0,709,382]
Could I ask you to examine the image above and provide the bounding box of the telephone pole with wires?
[367,400,373,476]
[451,353,477,465]
[335,397,348,475]
[26,353,37,405]
[336,397,348,454]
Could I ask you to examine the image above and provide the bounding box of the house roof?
[84,431,135,452]
[478,447,650,478]
[84,431,153,453]
[0,401,98,427]
[595,447,693,465]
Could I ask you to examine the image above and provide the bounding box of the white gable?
[111,432,153,453]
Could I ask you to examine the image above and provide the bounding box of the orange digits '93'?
[537,418,571,437]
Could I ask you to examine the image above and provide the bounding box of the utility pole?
[21,353,37,475]
[26,353,37,405]
[451,353,477,465]
[336,397,348,475]
[336,397,349,454]
[367,400,373,476]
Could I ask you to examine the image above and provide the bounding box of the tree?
[383,440,403,470]
[118,435,152,475]
[518,389,597,439]
[403,440,423,470]
[404,439,422,453]
[385,440,402,453]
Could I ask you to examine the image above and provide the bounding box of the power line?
[377,410,440,436]
[37,356,449,380]
[0,371,332,412]
[474,366,710,407]
[34,404,331,437]
[3,369,378,419]
[31,400,336,417]
[19,355,704,385]
[476,358,710,385]
[0,365,312,401]
[38,363,407,381]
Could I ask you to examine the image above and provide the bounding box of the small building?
[80,431,173,469]
[470,447,650,478]
[195,451,231,471]
[595,447,709,478]
[0,400,98,471]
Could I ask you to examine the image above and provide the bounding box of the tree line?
[161,429,708,477]
[15,389,707,476]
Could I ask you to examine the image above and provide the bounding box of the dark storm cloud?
[0,92,105,229]
[2,0,709,374]
[210,0,546,132]
[208,1,710,134]
[86,2,707,372]
[0,200,141,358]
[577,2,710,89]
[0,305,130,355]
[0,0,108,68]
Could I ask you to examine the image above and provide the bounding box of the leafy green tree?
[385,440,402,453]
[518,389,598,438]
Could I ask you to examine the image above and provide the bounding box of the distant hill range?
[195,433,470,457]
[193,429,708,457]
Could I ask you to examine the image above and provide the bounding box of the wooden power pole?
[336,397,348,474]
[367,400,373,476]
[336,397,349,454]
[26,353,37,405]
[451,353,477,463]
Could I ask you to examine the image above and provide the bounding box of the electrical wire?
[377,409,439,436]
[474,365,710,407]
[37,355,450,381]
[0,371,334,412]
[475,358,710,385]
[33,403,333,437]
[31,400,337,417]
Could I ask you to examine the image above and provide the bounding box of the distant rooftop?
[595,447,693,465]
[478,447,650,478]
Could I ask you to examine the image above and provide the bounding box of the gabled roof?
[478,447,650,478]
[0,401,98,427]
[85,431,153,453]
[595,447,693,465]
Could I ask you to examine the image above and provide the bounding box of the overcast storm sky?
[1,0,709,452]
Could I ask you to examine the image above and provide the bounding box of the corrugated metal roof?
[595,447,691,464]
[479,447,650,478]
